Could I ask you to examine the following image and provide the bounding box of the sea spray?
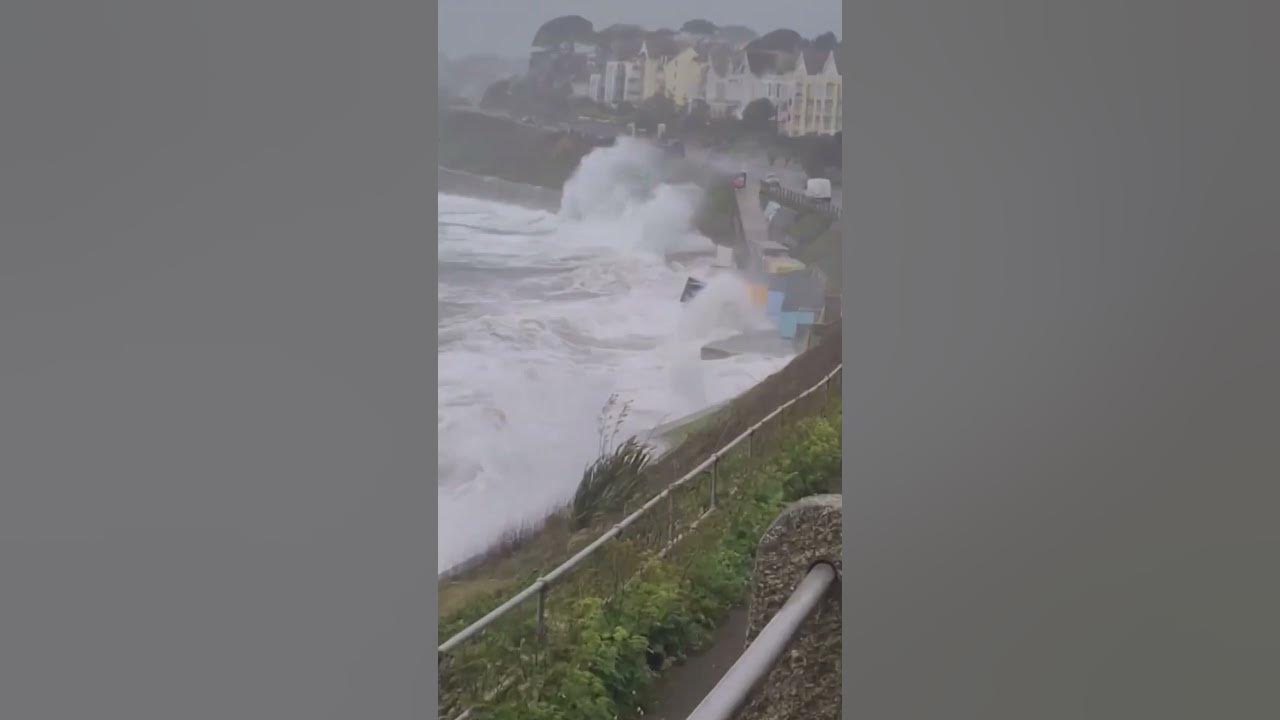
[558,137,714,256]
[437,143,790,572]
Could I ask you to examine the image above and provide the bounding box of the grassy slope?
[437,109,596,189]
[440,402,843,719]
[799,220,843,291]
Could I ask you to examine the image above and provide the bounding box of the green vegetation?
[533,16,595,48]
[742,98,778,134]
[572,396,653,530]
[635,94,678,134]
[813,31,840,53]
[439,403,842,719]
[680,19,718,35]
[787,210,834,244]
[799,221,843,291]
[438,109,596,189]
[694,180,739,244]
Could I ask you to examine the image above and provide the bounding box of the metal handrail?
[438,363,842,658]
[685,562,838,720]
[760,185,841,220]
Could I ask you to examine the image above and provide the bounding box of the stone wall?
[739,494,842,720]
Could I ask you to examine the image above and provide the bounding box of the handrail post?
[710,455,718,509]
[535,581,547,642]
[667,490,675,546]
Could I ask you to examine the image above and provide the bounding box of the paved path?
[644,606,749,719]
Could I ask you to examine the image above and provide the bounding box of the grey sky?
[437,0,841,58]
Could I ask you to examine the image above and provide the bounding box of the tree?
[532,15,594,48]
[742,98,777,133]
[813,31,839,53]
[715,25,759,48]
[681,19,718,35]
[800,135,842,176]
[636,94,677,132]
[685,99,711,130]
[746,28,806,52]
[480,79,511,109]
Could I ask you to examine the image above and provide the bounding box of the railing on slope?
[438,365,843,719]
[760,184,842,220]
[685,563,838,720]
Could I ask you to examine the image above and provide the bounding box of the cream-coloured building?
[662,46,707,108]
[779,49,842,137]
[637,36,685,102]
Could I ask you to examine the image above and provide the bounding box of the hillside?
[437,109,598,189]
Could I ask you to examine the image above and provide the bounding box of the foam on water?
[438,140,792,572]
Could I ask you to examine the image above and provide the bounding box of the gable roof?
[703,45,736,76]
[802,49,835,75]
[641,32,681,58]
[607,35,645,60]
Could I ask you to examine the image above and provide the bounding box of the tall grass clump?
[572,395,654,530]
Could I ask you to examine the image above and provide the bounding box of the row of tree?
[531,16,764,50]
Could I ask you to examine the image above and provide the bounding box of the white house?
[588,72,604,103]
[602,56,645,107]
[705,49,797,121]
[704,48,747,118]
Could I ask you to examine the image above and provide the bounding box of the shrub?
[776,411,842,498]
[742,98,777,133]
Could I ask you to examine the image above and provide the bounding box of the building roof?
[642,32,682,58]
[703,45,736,76]
[802,49,836,75]
[607,36,645,60]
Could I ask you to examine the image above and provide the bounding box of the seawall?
[437,166,562,213]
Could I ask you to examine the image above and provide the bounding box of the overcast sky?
[437,0,842,58]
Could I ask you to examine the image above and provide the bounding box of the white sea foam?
[437,141,791,572]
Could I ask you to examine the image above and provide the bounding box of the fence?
[438,364,844,719]
[685,562,838,720]
[760,185,842,221]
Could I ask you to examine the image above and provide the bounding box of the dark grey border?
[844,2,1280,718]
[1,2,437,717]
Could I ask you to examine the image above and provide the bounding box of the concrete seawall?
[437,166,562,213]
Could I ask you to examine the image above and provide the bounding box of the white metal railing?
[760,184,842,220]
[438,363,842,717]
[684,562,838,720]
